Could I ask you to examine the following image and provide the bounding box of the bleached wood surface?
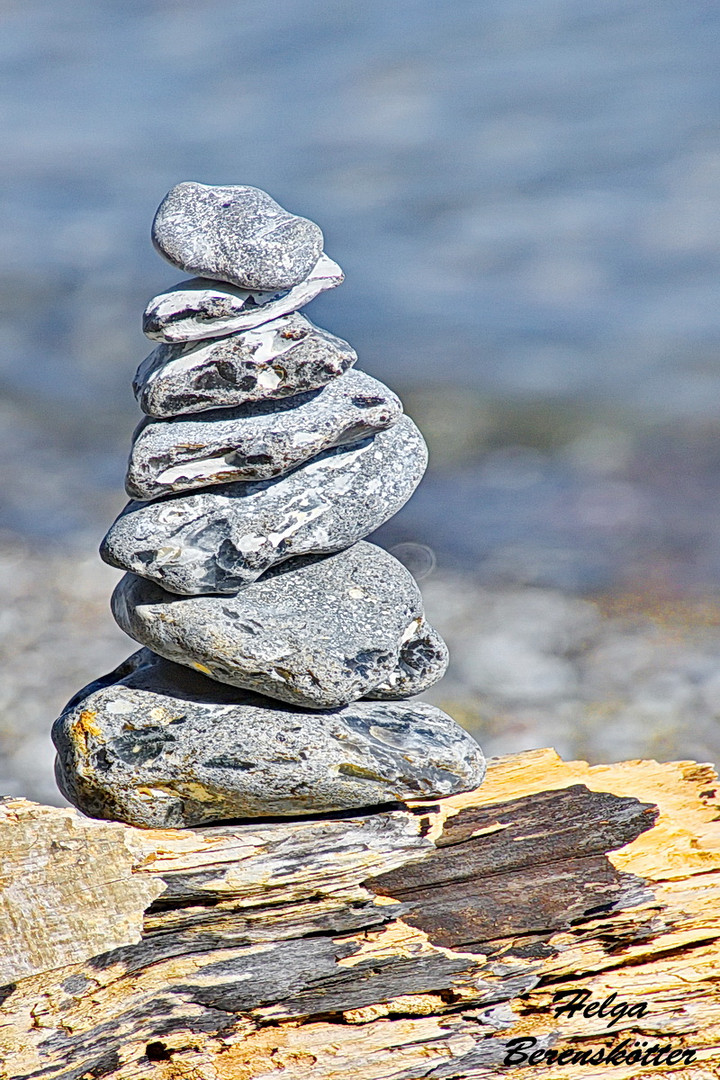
[1,747,719,1079]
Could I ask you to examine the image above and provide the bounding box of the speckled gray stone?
[110,543,444,707]
[368,621,449,699]
[52,649,486,828]
[152,182,324,292]
[101,415,427,595]
[125,370,402,501]
[143,254,343,343]
[134,313,357,418]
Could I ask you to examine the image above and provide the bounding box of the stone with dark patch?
[101,416,427,596]
[110,543,444,707]
[134,312,356,418]
[52,649,486,827]
[143,254,343,343]
[368,621,449,699]
[125,369,401,500]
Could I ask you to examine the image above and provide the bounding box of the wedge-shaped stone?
[134,313,357,418]
[125,369,402,500]
[143,254,343,343]
[152,182,324,292]
[110,543,440,707]
[102,415,427,595]
[52,649,486,828]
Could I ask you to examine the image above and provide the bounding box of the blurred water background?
[2,0,720,802]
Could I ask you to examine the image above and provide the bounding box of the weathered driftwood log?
[2,747,719,1079]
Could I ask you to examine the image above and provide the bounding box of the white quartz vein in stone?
[144,254,343,342]
[127,368,401,499]
[157,455,234,485]
[142,318,304,384]
[102,417,428,595]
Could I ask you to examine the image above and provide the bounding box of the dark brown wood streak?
[369,785,659,953]
[1,747,718,1079]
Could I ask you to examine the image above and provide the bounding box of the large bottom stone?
[52,650,486,828]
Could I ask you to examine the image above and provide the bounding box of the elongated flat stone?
[368,621,449,699]
[52,649,486,828]
[102,415,427,595]
[111,543,438,707]
[134,313,357,418]
[125,370,402,500]
[152,182,324,292]
[143,254,343,343]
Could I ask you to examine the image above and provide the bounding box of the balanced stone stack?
[52,183,485,828]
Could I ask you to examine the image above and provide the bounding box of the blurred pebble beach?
[2,0,720,801]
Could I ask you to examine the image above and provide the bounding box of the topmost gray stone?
[152,182,324,292]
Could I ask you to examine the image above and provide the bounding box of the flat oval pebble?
[143,253,343,343]
[125,369,402,500]
[52,649,486,828]
[152,182,324,292]
[102,415,427,595]
[134,313,357,418]
[110,543,438,707]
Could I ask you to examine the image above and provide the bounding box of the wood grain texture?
[0,799,164,983]
[1,748,719,1079]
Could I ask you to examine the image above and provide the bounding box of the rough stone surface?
[125,369,402,500]
[9,534,720,807]
[151,182,324,292]
[102,416,427,595]
[110,543,443,707]
[134,312,357,418]
[368,621,449,699]
[143,254,343,343]
[52,648,486,827]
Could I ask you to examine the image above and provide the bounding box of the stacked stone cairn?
[53,183,486,828]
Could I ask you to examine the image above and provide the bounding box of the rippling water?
[2,0,720,593]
